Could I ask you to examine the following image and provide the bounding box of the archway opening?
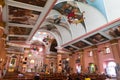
[105,61,117,77]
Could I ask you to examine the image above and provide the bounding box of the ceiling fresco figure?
[9,26,32,35]
[9,36,27,42]
[54,16,62,24]
[9,6,40,25]
[53,1,87,32]
[72,40,89,48]
[46,15,70,30]
[67,8,85,24]
[13,0,47,7]
[105,26,120,38]
[85,33,109,44]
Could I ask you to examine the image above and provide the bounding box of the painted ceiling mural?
[85,33,109,44]
[85,0,107,19]
[104,25,120,38]
[9,36,28,42]
[9,26,32,35]
[4,0,56,53]
[9,6,41,25]
[75,0,107,19]
[53,1,87,32]
[7,46,24,53]
[59,0,120,52]
[13,0,48,7]
[48,0,109,47]
[46,15,69,30]
[72,40,89,48]
[64,45,77,52]
[1,0,120,53]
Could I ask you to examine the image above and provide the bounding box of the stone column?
[79,50,85,72]
[110,39,120,80]
[92,45,100,73]
[0,0,5,21]
[69,54,74,73]
[110,39,120,63]
[0,22,5,52]
[0,22,6,78]
[22,48,30,73]
[0,39,7,78]
[0,28,4,38]
[5,55,11,71]
[0,21,6,58]
[0,6,5,78]
[57,53,62,73]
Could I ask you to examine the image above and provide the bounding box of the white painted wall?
[77,2,107,33]
[55,25,72,44]
[103,0,120,22]
[70,23,86,39]
[46,0,120,46]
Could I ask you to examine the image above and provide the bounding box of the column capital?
[110,39,118,44]
[77,49,84,56]
[0,0,5,7]
[24,48,30,50]
[0,28,4,37]
[2,33,7,40]
[5,44,9,48]
[91,45,97,49]
[57,52,64,55]
[0,21,6,30]
[79,49,84,52]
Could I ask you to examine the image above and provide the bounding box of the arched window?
[106,62,116,77]
[105,47,111,54]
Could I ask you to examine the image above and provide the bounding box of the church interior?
[0,0,120,80]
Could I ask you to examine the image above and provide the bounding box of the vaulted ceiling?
[1,0,120,54]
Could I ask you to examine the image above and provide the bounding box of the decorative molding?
[5,45,9,48]
[0,22,6,30]
[79,49,84,52]
[110,39,118,44]
[24,48,30,51]
[2,34,7,40]
[91,45,97,49]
